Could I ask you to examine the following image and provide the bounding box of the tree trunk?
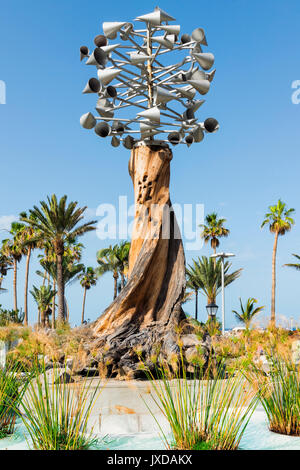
[120,272,125,290]
[113,272,118,300]
[13,258,17,311]
[52,279,56,330]
[195,289,198,321]
[93,144,192,378]
[24,247,31,326]
[271,231,279,327]
[81,287,87,325]
[56,253,65,323]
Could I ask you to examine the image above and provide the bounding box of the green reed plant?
[143,357,258,450]
[18,361,104,450]
[0,363,27,439]
[247,351,300,436]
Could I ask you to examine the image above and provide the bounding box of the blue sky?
[0,0,299,327]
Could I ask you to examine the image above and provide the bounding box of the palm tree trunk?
[13,258,17,311]
[52,279,56,330]
[24,247,31,326]
[81,287,87,324]
[38,309,40,327]
[57,253,65,323]
[41,309,45,328]
[195,289,198,321]
[113,272,118,300]
[271,231,279,327]
[120,272,125,290]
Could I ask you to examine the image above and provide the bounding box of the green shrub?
[19,361,104,450]
[143,357,258,450]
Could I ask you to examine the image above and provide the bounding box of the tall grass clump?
[248,351,300,436]
[0,363,27,439]
[19,361,104,450]
[143,358,258,450]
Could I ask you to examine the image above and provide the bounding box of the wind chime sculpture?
[80,7,219,377]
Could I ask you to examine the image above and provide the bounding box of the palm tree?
[261,199,295,327]
[37,258,85,326]
[0,253,12,290]
[199,212,230,254]
[30,285,56,328]
[1,222,26,311]
[116,241,131,289]
[21,195,96,323]
[79,267,97,324]
[186,268,200,320]
[186,256,242,310]
[97,242,130,299]
[232,298,265,330]
[19,211,42,326]
[284,254,300,271]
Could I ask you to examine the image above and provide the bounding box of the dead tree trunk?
[92,144,210,378]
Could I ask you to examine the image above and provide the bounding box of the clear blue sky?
[0,0,299,328]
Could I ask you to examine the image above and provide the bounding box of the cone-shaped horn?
[135,11,161,25]
[193,53,215,71]
[168,131,181,145]
[137,106,160,123]
[191,69,206,81]
[204,118,219,133]
[192,28,208,45]
[186,99,205,112]
[140,121,159,133]
[181,34,191,44]
[175,85,196,100]
[95,98,114,118]
[152,35,174,49]
[188,79,210,95]
[111,136,120,147]
[207,69,216,83]
[82,78,101,94]
[129,52,152,64]
[103,22,126,39]
[185,134,194,147]
[80,112,96,129]
[154,6,176,22]
[192,126,204,142]
[154,86,175,105]
[94,35,107,47]
[95,122,111,138]
[80,46,89,61]
[104,85,117,98]
[86,47,108,67]
[123,135,135,149]
[112,121,125,134]
[101,44,120,55]
[183,108,195,121]
[160,24,181,36]
[97,68,121,85]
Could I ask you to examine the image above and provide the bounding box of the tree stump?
[92,144,211,378]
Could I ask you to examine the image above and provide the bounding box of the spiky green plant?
[143,357,258,450]
[247,351,300,436]
[18,361,104,450]
[0,363,27,439]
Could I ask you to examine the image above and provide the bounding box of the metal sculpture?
[80,6,219,149]
[80,7,218,378]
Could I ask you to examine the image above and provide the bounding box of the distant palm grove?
[0,195,297,330]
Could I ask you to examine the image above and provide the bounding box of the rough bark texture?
[92,144,212,378]
[24,247,31,326]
